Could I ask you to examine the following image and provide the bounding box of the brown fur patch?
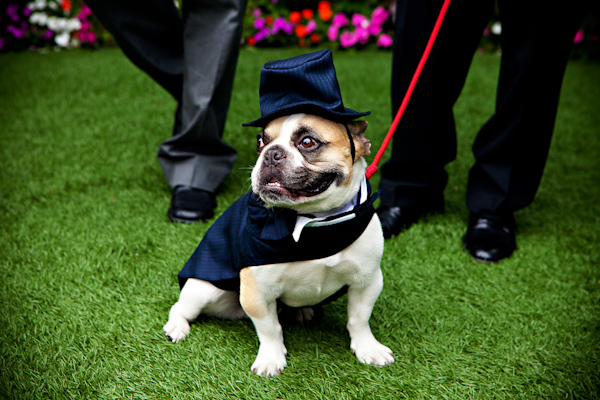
[263,116,286,140]
[300,115,349,150]
[300,115,353,167]
[239,268,267,319]
[297,115,368,187]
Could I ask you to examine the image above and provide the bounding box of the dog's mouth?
[261,174,336,199]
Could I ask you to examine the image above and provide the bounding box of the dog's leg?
[346,268,394,366]
[163,278,244,343]
[240,268,287,377]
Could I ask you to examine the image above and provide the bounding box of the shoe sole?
[167,208,212,224]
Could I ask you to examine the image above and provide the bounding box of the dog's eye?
[257,134,265,149]
[300,137,317,149]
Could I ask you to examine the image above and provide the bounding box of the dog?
[163,50,394,377]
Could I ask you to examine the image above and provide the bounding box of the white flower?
[491,22,502,35]
[27,0,47,11]
[47,16,79,32]
[55,31,70,47]
[46,16,60,31]
[67,18,82,31]
[48,0,58,10]
[29,12,48,26]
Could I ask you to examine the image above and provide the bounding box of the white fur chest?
[246,215,384,307]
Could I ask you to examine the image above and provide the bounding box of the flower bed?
[243,1,394,49]
[1,0,598,58]
[1,0,112,52]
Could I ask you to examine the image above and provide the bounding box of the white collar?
[292,175,368,242]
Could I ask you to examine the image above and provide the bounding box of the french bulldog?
[163,113,394,376]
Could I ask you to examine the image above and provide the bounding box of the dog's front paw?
[251,343,288,377]
[351,338,394,367]
[163,316,190,343]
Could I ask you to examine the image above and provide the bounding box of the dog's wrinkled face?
[251,114,371,213]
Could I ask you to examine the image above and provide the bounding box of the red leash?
[365,0,451,179]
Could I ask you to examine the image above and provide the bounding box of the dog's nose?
[263,146,286,167]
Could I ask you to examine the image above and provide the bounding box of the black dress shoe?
[463,213,516,263]
[167,185,216,223]
[377,201,444,239]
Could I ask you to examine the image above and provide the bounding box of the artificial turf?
[0,46,598,399]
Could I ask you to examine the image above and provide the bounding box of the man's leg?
[85,0,184,102]
[377,0,494,238]
[160,0,247,223]
[463,0,588,262]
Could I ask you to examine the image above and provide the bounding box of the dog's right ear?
[347,121,371,158]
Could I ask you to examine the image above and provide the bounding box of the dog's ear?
[347,120,371,157]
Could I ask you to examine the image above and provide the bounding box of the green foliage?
[1,48,599,399]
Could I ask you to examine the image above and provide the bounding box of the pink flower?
[7,25,25,39]
[327,25,339,41]
[6,5,20,22]
[254,18,266,30]
[368,24,382,36]
[89,32,98,43]
[41,29,53,40]
[356,26,370,44]
[352,13,368,28]
[332,13,348,28]
[376,33,393,48]
[340,31,358,48]
[482,27,491,36]
[272,17,292,35]
[573,29,584,44]
[371,6,389,25]
[252,8,261,18]
[306,20,317,34]
[0,38,4,50]
[82,31,97,44]
[253,27,270,42]
[78,4,92,20]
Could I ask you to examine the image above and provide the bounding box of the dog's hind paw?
[351,338,394,367]
[163,317,190,343]
[294,307,314,323]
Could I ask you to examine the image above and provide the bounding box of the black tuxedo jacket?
[178,182,379,292]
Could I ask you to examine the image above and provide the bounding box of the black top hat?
[243,49,370,127]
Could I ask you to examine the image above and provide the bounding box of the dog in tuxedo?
[163,50,394,376]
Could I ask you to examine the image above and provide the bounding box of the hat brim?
[242,103,370,127]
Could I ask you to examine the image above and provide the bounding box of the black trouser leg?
[466,0,588,217]
[380,0,494,208]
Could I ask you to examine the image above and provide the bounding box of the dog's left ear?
[347,121,371,157]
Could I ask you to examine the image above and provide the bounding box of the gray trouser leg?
[158,0,247,193]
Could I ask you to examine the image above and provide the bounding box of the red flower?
[318,1,332,21]
[61,0,72,12]
[299,38,306,47]
[318,1,331,9]
[302,9,314,20]
[266,16,274,26]
[247,37,256,46]
[290,11,301,23]
[310,33,321,43]
[295,24,307,38]
[319,8,332,21]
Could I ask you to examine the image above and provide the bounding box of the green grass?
[1,47,599,399]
